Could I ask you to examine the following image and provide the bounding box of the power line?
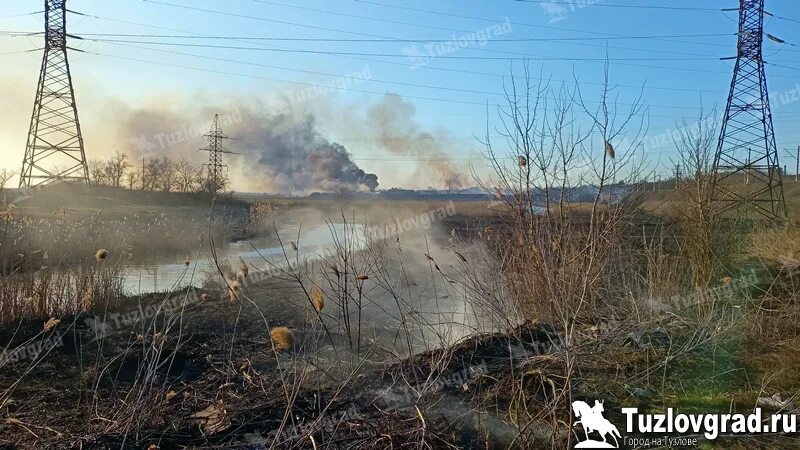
[0,10,43,20]
[1,30,738,43]
[510,0,727,11]
[250,0,732,44]
[84,50,800,121]
[98,40,747,113]
[0,48,41,55]
[68,10,800,84]
[84,36,800,68]
[770,62,800,72]
[81,37,721,62]
[25,3,797,108]
[354,0,754,52]
[138,0,738,62]
[767,12,800,25]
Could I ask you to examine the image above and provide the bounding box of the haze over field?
[2,0,799,193]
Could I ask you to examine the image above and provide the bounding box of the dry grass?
[749,226,800,270]
[0,264,124,323]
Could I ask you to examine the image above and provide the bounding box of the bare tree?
[174,158,199,192]
[671,109,732,288]
[125,169,140,191]
[103,151,131,188]
[88,160,107,186]
[0,169,16,203]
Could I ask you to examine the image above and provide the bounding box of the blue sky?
[1,0,799,190]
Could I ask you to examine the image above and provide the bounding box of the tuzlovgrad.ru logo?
[572,399,798,448]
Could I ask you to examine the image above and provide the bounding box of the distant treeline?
[88,152,222,193]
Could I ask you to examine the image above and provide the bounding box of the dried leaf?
[191,400,230,435]
[355,274,369,281]
[605,141,615,159]
[43,317,60,332]
[165,390,178,401]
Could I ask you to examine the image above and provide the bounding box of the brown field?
[0,183,799,449]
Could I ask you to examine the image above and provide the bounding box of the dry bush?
[670,110,745,289]
[454,63,754,448]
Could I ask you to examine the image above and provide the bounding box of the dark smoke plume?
[107,101,378,194]
[232,110,378,193]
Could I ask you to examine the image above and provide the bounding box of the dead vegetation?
[1,68,799,450]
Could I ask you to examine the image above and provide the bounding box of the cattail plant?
[311,285,325,312]
[95,249,108,261]
[270,326,295,351]
[227,279,241,302]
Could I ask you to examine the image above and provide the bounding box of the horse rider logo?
[572,399,622,448]
[540,2,570,24]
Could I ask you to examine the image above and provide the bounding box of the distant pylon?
[19,0,88,188]
[712,0,786,220]
[199,114,236,194]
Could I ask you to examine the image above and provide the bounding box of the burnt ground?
[3,211,797,449]
[0,267,567,450]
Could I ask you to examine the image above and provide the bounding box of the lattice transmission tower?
[199,114,236,194]
[19,0,89,188]
[712,0,786,220]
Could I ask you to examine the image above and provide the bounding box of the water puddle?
[121,222,365,294]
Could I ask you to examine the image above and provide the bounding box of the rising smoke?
[102,100,378,194]
[366,94,467,190]
[93,92,471,193]
[231,109,378,193]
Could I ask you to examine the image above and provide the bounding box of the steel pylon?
[19,0,88,188]
[712,0,786,220]
[200,114,235,194]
